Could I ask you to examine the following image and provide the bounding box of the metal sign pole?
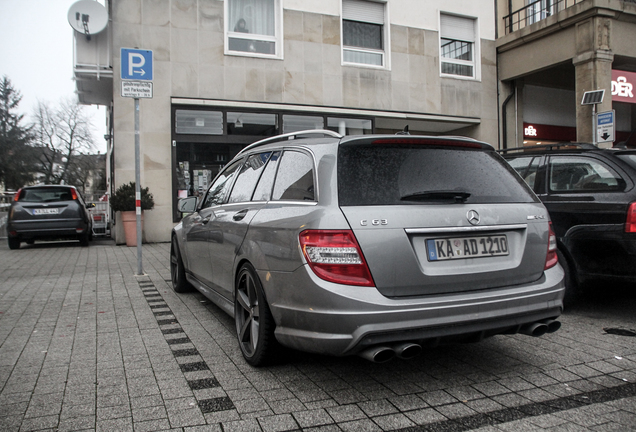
[592,103,597,146]
[134,97,143,275]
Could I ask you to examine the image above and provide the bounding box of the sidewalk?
[0,240,635,432]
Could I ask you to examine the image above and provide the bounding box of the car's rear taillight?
[545,222,558,270]
[13,189,21,202]
[626,202,636,233]
[299,230,375,287]
[71,188,78,200]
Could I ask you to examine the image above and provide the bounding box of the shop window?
[176,110,223,135]
[272,151,315,201]
[282,115,324,133]
[201,160,243,209]
[440,13,477,79]
[227,112,278,136]
[327,117,372,135]
[226,0,282,58]
[252,152,280,201]
[342,0,387,67]
[228,152,272,203]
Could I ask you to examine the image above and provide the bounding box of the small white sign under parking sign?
[121,81,153,98]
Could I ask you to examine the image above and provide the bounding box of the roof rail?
[498,142,597,153]
[237,129,343,157]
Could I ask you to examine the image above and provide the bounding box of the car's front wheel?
[8,238,20,250]
[170,236,192,293]
[235,263,278,366]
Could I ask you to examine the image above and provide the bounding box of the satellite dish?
[68,0,108,41]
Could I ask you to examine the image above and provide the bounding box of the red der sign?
[523,123,576,141]
[612,70,636,104]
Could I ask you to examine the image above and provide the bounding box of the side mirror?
[177,196,198,214]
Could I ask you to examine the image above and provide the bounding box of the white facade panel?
[283,0,340,16]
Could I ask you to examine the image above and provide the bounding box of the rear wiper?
[400,190,471,203]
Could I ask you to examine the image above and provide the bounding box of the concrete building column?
[573,17,614,146]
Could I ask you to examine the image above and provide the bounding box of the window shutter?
[343,0,384,25]
[440,14,475,42]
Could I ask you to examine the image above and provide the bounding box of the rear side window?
[548,156,625,192]
[338,145,537,206]
[616,153,636,171]
[272,150,315,201]
[18,188,74,202]
[506,156,540,190]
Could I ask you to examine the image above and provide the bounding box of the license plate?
[426,235,508,261]
[33,208,59,215]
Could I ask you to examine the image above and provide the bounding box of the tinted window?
[19,187,74,202]
[201,160,242,209]
[616,153,636,171]
[272,151,315,201]
[252,151,280,201]
[228,152,271,203]
[507,156,541,189]
[548,156,625,192]
[338,145,537,206]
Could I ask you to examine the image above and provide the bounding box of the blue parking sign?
[121,48,153,81]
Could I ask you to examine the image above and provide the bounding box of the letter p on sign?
[121,48,153,81]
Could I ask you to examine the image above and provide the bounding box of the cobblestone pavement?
[0,240,635,432]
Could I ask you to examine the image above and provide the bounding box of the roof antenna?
[396,125,409,135]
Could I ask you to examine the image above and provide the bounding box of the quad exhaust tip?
[358,319,562,362]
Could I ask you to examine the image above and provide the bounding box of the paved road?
[0,240,634,432]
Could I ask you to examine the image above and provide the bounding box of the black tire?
[557,249,577,307]
[170,237,192,293]
[8,238,20,250]
[235,263,278,366]
[79,232,89,247]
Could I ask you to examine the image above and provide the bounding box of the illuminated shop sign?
[612,70,636,104]
[523,123,576,141]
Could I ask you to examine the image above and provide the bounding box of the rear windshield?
[338,145,538,206]
[18,188,75,203]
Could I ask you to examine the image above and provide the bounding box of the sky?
[0,0,108,154]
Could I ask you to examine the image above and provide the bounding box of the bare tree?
[32,98,96,184]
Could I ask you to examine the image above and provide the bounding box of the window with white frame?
[342,0,386,67]
[226,0,281,57]
[440,13,477,78]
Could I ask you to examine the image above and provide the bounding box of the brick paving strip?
[137,278,236,415]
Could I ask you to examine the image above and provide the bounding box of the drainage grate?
[137,278,235,415]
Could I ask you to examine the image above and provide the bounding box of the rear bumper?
[7,219,89,239]
[260,264,564,356]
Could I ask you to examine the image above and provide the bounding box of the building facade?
[74,0,498,243]
[496,0,636,149]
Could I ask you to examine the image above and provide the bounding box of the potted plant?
[110,182,154,246]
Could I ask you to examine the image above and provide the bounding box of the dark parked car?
[171,130,564,366]
[500,143,636,301]
[7,185,93,249]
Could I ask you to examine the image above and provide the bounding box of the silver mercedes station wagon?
[171,130,565,366]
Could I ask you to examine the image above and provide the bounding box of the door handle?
[233,209,249,221]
